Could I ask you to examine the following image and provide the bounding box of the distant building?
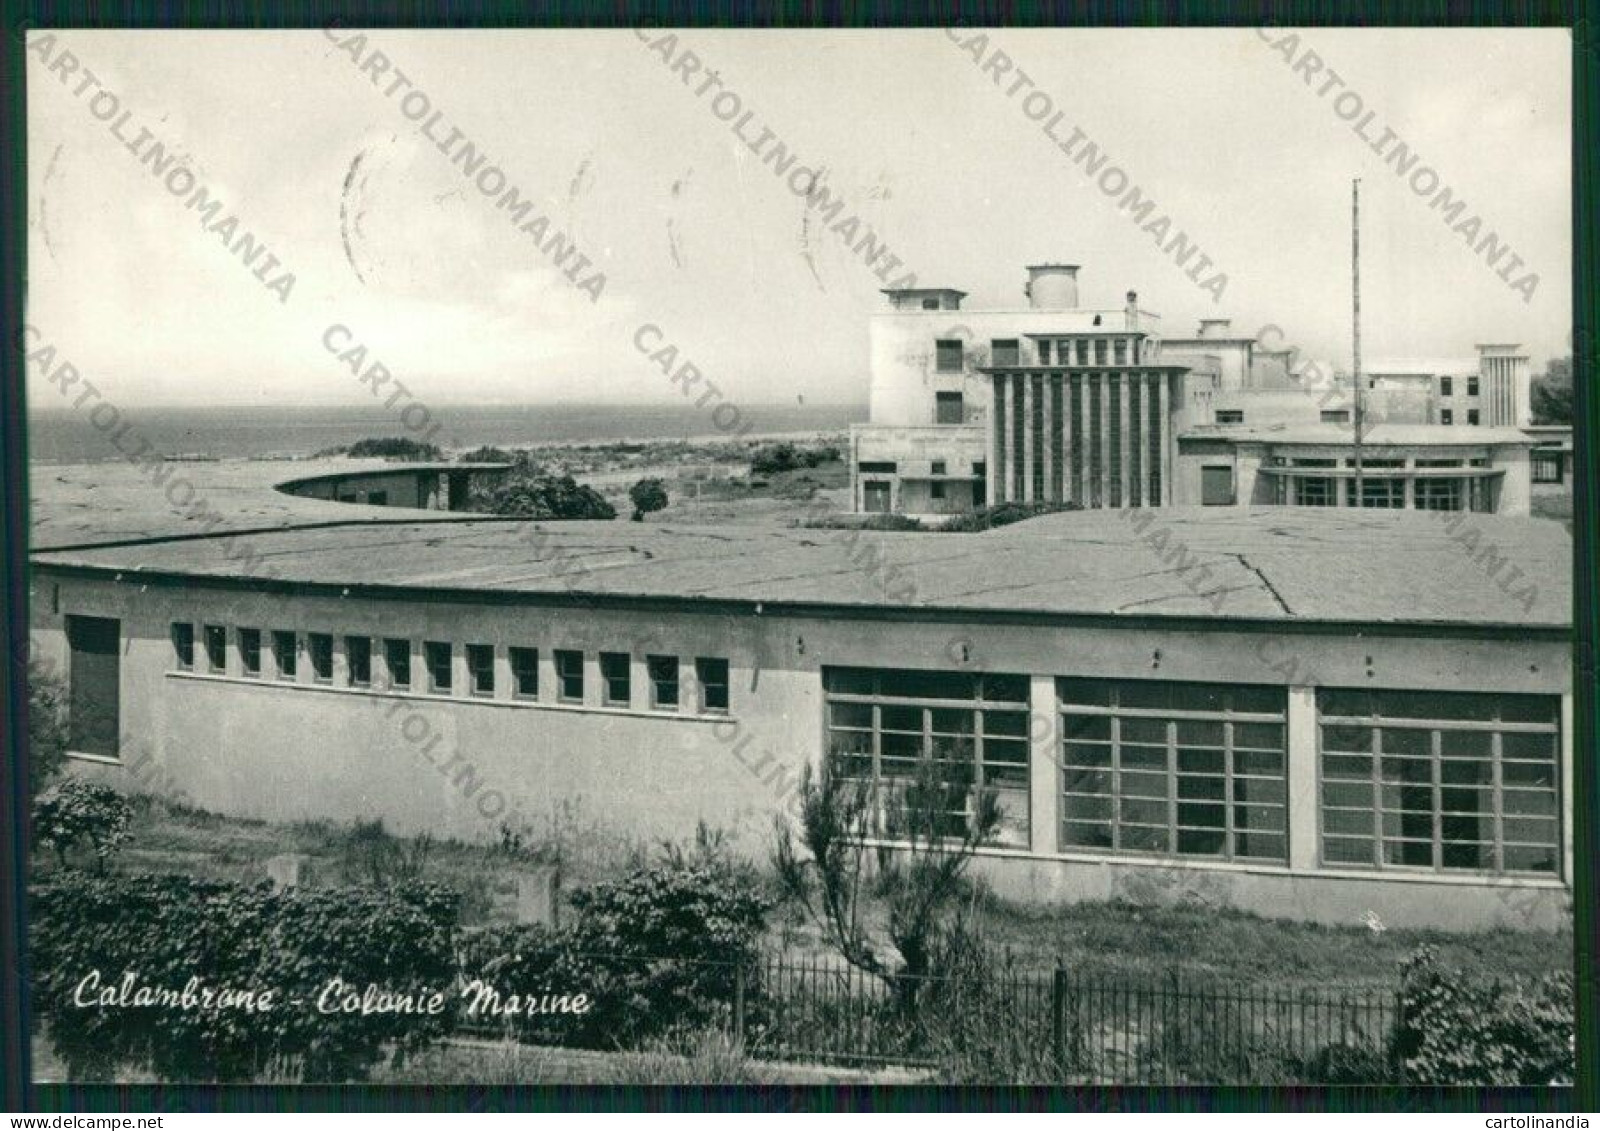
[850,264,1543,518]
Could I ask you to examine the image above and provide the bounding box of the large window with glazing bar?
[823,667,1030,846]
[1059,679,1288,862]
[1319,689,1561,876]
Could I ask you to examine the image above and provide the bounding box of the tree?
[471,468,616,520]
[773,745,1000,996]
[628,477,669,521]
[1531,357,1572,425]
[28,658,69,796]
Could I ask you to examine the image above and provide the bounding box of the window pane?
[1064,715,1112,741]
[1323,808,1374,836]
[1059,679,1113,708]
[1120,745,1167,773]
[1235,749,1285,776]
[1063,821,1114,848]
[1121,717,1167,744]
[1503,732,1557,761]
[1322,725,1374,753]
[1439,730,1492,759]
[1175,719,1224,746]
[1233,722,1284,749]
[982,710,1027,737]
[1323,836,1375,865]
[1322,753,1372,781]
[1177,828,1226,855]
[1177,748,1225,775]
[1065,743,1112,770]
[1380,729,1431,756]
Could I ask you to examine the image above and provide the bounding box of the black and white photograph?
[7,16,1587,1101]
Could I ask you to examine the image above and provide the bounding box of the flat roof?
[27,461,1570,631]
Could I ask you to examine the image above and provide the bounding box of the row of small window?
[934,336,1142,373]
[1438,409,1481,426]
[170,623,730,712]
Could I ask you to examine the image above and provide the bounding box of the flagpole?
[1352,178,1364,506]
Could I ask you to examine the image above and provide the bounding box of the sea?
[27,404,867,464]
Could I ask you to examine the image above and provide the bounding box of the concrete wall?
[867,308,1161,429]
[30,568,1572,930]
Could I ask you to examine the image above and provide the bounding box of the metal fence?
[452,949,1404,1084]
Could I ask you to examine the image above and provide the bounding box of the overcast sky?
[26,27,1570,409]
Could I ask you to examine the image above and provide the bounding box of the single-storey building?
[28,462,1573,931]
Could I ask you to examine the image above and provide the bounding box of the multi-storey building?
[850,264,1544,519]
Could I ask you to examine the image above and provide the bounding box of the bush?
[629,477,669,521]
[344,437,445,461]
[27,658,70,796]
[458,445,516,464]
[750,442,839,476]
[32,779,131,870]
[31,871,459,1082]
[459,828,771,1050]
[1395,946,1574,1084]
[471,469,616,520]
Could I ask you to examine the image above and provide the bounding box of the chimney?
[1198,318,1232,339]
[1025,264,1080,311]
[1125,290,1139,332]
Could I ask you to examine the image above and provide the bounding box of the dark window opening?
[204,624,227,673]
[697,657,730,713]
[308,633,334,683]
[346,635,372,687]
[467,644,495,697]
[384,638,412,690]
[935,391,964,424]
[556,650,584,703]
[935,340,964,372]
[510,647,538,699]
[171,623,195,670]
[240,628,262,677]
[601,652,631,706]
[273,631,297,680]
[425,641,452,694]
[648,655,680,709]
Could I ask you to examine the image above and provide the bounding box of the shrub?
[30,871,459,1082]
[1395,945,1574,1084]
[628,477,669,521]
[567,833,772,1046]
[32,779,131,870]
[345,437,445,461]
[458,445,516,464]
[27,658,70,796]
[471,469,616,520]
[459,828,771,1050]
[750,442,839,476]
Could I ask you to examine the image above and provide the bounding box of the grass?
[960,890,1572,989]
[104,794,646,926]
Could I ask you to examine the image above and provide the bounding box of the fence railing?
[450,949,1404,1084]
